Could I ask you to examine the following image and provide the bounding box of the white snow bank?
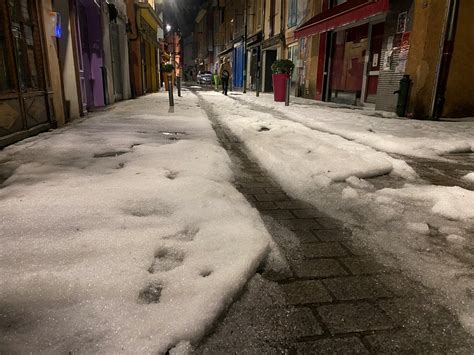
[201,91,396,189]
[0,91,270,353]
[462,172,474,183]
[378,185,474,221]
[236,93,474,159]
[406,222,430,235]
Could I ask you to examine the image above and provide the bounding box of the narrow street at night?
[1,88,473,353]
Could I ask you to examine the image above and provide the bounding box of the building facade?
[194,0,473,118]
[127,0,162,96]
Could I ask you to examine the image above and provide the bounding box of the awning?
[295,0,389,39]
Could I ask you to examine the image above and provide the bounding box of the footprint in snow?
[148,247,184,273]
[138,282,163,304]
[163,226,199,242]
[165,170,179,180]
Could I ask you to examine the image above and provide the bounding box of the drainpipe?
[243,0,248,93]
[127,4,140,98]
[432,0,459,118]
[280,0,285,53]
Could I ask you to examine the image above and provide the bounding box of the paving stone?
[276,200,314,209]
[265,187,285,194]
[255,176,274,183]
[262,209,295,220]
[201,305,323,348]
[238,181,271,188]
[245,167,263,173]
[339,257,391,275]
[377,298,457,328]
[292,209,326,218]
[322,276,392,300]
[254,193,289,202]
[282,280,333,305]
[236,177,258,183]
[281,219,323,231]
[295,337,370,355]
[341,241,372,256]
[374,274,427,297]
[317,302,395,334]
[313,217,344,230]
[363,327,474,354]
[312,229,352,241]
[289,307,325,337]
[243,194,257,201]
[237,186,268,194]
[294,259,348,278]
[254,201,279,210]
[301,242,349,258]
[201,344,290,355]
[294,231,321,243]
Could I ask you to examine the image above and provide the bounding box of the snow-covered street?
[0,91,271,352]
[1,87,473,353]
[194,89,474,334]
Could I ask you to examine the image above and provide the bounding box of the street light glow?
[166,24,171,32]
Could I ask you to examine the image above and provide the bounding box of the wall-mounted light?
[47,12,62,38]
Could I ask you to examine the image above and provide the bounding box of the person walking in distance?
[220,58,231,95]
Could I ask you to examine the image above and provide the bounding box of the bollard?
[285,77,290,106]
[177,76,181,97]
[256,76,260,97]
[168,77,174,107]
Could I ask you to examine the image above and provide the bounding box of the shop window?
[288,0,297,28]
[329,24,369,105]
[288,44,298,86]
[8,0,44,91]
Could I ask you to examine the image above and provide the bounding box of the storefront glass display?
[329,23,368,105]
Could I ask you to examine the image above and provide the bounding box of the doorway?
[328,23,369,105]
[364,22,385,104]
[263,49,277,92]
[0,0,50,145]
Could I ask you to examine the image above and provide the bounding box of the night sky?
[163,0,206,36]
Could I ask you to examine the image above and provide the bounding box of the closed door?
[110,21,123,100]
[365,22,385,103]
[76,2,88,112]
[5,0,49,131]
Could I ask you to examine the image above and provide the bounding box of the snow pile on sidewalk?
[238,93,474,159]
[463,172,474,183]
[199,92,413,190]
[0,92,270,353]
[378,184,474,221]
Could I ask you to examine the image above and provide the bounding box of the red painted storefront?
[295,0,389,103]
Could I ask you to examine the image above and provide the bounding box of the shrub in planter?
[271,59,295,102]
[162,63,175,90]
[162,63,175,73]
[271,59,295,75]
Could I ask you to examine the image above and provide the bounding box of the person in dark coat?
[219,59,231,95]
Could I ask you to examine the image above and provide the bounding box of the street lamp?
[166,24,172,32]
